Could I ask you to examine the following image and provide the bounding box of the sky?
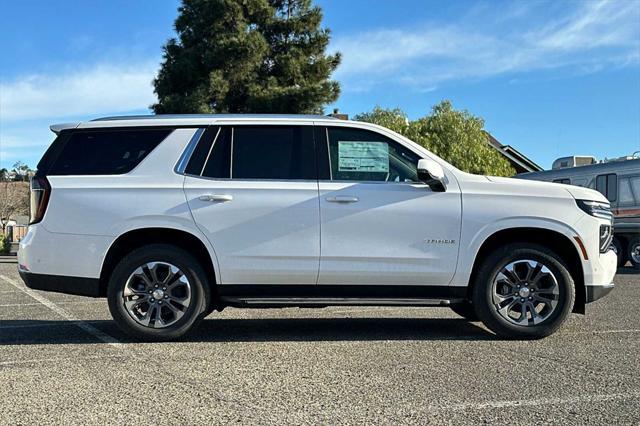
[0,0,639,170]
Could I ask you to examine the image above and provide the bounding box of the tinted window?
[184,127,217,175]
[231,126,316,180]
[47,129,172,175]
[596,173,617,202]
[201,127,231,178]
[325,127,419,182]
[185,126,232,178]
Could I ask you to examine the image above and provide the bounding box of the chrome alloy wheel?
[122,262,192,328]
[492,260,560,326]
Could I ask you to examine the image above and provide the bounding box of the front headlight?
[576,199,614,253]
[576,199,613,221]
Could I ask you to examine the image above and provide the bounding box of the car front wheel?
[107,244,210,341]
[472,243,575,339]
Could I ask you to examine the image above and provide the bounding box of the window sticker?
[338,141,389,172]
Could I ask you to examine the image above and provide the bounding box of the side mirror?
[417,159,446,192]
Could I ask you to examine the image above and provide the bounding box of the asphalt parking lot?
[0,262,638,425]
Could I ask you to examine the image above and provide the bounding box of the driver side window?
[326,127,419,182]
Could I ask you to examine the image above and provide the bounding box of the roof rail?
[90,114,338,122]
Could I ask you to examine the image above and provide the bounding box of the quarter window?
[595,173,617,202]
[553,178,571,184]
[325,127,419,182]
[47,129,172,175]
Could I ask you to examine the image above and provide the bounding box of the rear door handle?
[326,195,359,203]
[199,194,233,202]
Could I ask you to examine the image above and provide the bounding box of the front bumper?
[586,283,614,303]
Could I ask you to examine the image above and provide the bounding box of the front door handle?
[199,194,233,202]
[326,195,359,203]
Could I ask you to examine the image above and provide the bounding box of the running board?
[219,297,464,308]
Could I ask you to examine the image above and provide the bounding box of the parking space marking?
[0,301,104,308]
[0,274,123,348]
[0,320,104,330]
[0,354,129,367]
[431,391,640,411]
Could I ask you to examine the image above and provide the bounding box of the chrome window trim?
[174,127,206,175]
[199,127,222,176]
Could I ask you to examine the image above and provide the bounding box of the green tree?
[153,0,340,114]
[355,101,516,177]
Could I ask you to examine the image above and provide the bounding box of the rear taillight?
[30,176,51,224]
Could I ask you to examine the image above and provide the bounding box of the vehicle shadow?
[0,317,497,346]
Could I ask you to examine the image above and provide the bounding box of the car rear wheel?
[472,243,575,339]
[107,244,210,341]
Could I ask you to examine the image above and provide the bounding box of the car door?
[183,125,320,285]
[316,125,462,286]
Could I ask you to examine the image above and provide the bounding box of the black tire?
[472,243,575,339]
[450,302,479,321]
[107,244,210,341]
[611,237,626,268]
[627,237,640,270]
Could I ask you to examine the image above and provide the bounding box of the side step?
[216,285,468,309]
[219,297,464,309]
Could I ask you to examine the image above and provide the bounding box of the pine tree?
[152,0,340,114]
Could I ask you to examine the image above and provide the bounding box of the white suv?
[19,114,617,341]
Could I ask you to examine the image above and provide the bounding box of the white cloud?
[0,60,161,167]
[331,0,640,92]
[0,61,158,122]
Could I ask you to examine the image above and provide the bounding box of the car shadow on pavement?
[0,317,497,345]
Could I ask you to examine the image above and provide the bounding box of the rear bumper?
[586,283,614,303]
[19,269,101,297]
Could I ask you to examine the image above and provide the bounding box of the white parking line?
[0,274,124,348]
[430,391,640,411]
[0,300,104,308]
[0,320,104,330]
[0,354,129,367]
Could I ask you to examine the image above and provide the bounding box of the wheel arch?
[467,226,586,314]
[99,227,218,298]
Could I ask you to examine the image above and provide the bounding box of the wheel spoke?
[124,295,149,311]
[527,263,544,286]
[168,295,191,310]
[167,273,188,290]
[153,305,164,328]
[497,298,518,317]
[516,302,529,325]
[533,293,557,306]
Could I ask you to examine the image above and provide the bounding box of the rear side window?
[232,126,315,180]
[191,126,316,180]
[47,129,172,175]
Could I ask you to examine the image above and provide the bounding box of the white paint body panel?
[184,177,320,284]
[19,116,616,297]
[317,181,461,285]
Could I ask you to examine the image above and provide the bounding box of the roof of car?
[51,114,341,134]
